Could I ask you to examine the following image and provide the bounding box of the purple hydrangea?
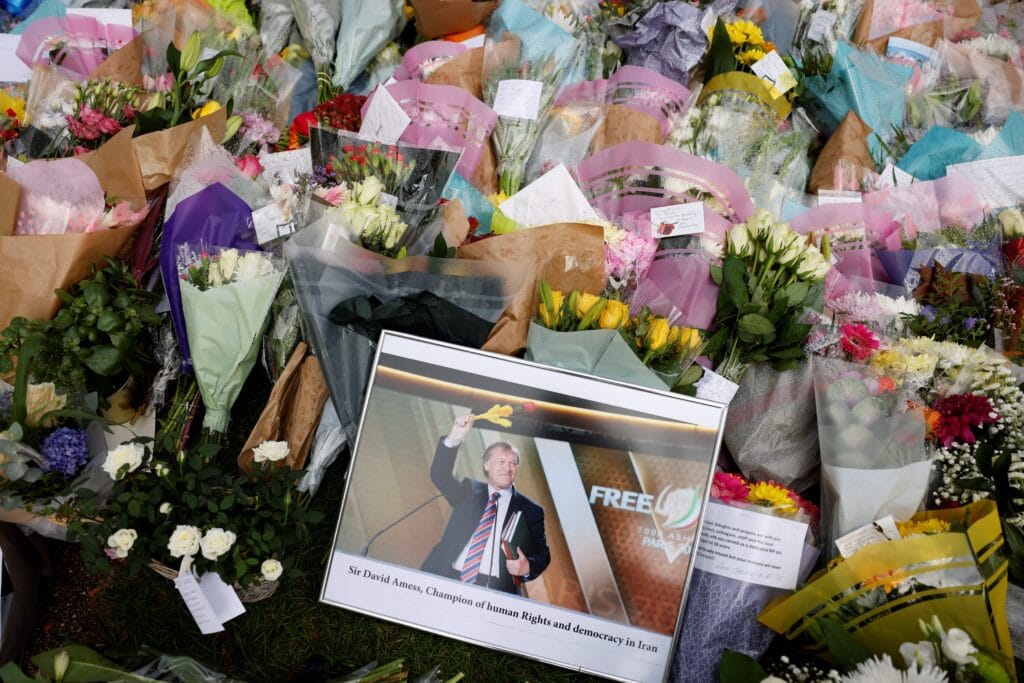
[921,305,937,322]
[41,427,89,477]
[965,316,979,330]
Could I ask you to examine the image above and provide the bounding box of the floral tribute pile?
[3,0,1024,680]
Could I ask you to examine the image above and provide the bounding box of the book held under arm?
[500,510,527,586]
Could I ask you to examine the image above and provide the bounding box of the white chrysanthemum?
[839,655,948,683]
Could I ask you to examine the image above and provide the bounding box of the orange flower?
[876,376,896,393]
[924,407,943,441]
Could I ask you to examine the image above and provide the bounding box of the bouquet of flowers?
[288,93,366,150]
[704,209,829,383]
[331,177,410,258]
[177,245,285,432]
[529,282,704,391]
[673,472,819,683]
[759,500,1015,678]
[481,0,579,194]
[67,438,325,588]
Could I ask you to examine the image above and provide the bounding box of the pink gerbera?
[839,323,880,360]
[933,393,998,447]
[711,471,749,503]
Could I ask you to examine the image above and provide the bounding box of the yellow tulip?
[539,290,564,328]
[598,300,629,329]
[575,292,602,319]
[192,100,222,120]
[645,318,671,352]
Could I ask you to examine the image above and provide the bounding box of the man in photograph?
[421,414,550,595]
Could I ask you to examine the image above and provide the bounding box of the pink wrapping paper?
[17,15,137,80]
[577,141,755,226]
[631,249,719,330]
[556,65,690,137]
[791,203,886,299]
[397,41,467,81]
[362,80,497,177]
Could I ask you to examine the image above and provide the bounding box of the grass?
[80,464,600,682]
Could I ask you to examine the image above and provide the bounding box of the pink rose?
[97,116,122,136]
[235,154,264,179]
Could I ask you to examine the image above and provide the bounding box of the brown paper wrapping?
[82,126,147,201]
[131,108,227,192]
[0,174,20,237]
[0,225,138,332]
[471,139,499,195]
[853,0,981,51]
[809,111,874,194]
[441,199,471,247]
[0,130,148,331]
[456,223,606,355]
[411,0,497,39]
[238,342,329,473]
[425,47,484,100]
[592,104,663,153]
[88,35,144,87]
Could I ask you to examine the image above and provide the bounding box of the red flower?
[522,401,536,412]
[291,111,318,138]
[710,471,749,503]
[933,393,998,447]
[839,323,880,361]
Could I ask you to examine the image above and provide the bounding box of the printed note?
[493,80,543,121]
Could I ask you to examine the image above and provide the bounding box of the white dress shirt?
[453,484,513,578]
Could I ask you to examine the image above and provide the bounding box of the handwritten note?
[807,10,837,43]
[0,35,31,83]
[834,515,900,558]
[751,51,797,97]
[694,502,808,590]
[650,202,705,238]
[259,148,313,184]
[252,203,295,245]
[359,85,411,145]
[695,368,739,405]
[493,80,543,121]
[947,155,1024,209]
[199,572,246,624]
[175,572,224,634]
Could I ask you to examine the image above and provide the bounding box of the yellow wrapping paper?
[759,500,1014,675]
[700,71,792,121]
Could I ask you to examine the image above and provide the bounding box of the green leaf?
[82,346,122,376]
[775,319,813,347]
[738,314,775,338]
[786,281,810,307]
[166,41,181,76]
[769,347,806,359]
[96,310,123,333]
[220,495,235,510]
[820,618,872,670]
[82,282,109,309]
[1004,521,1024,561]
[955,477,994,492]
[770,357,799,372]
[0,661,35,683]
[705,18,739,84]
[33,645,162,682]
[127,499,142,517]
[717,649,767,683]
[723,257,750,310]
[709,264,723,286]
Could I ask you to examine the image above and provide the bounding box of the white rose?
[153,462,169,477]
[899,641,937,670]
[796,249,830,281]
[766,222,793,254]
[940,628,978,665]
[777,236,804,266]
[261,559,283,581]
[253,440,290,463]
[727,224,751,257]
[999,207,1024,239]
[235,252,272,282]
[102,443,146,480]
[107,528,137,559]
[167,524,202,558]
[217,248,239,280]
[159,502,173,514]
[200,528,237,561]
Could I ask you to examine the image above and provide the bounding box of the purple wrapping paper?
[615,1,737,85]
[159,183,259,372]
[670,542,818,683]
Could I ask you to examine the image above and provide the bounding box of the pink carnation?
[710,471,749,503]
[839,323,880,360]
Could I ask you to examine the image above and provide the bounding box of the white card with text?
[947,155,1024,209]
[258,148,313,185]
[650,202,705,238]
[175,572,224,634]
[493,80,543,121]
[359,86,411,145]
[694,502,808,590]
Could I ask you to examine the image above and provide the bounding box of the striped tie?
[461,492,500,584]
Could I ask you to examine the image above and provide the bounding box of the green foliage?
[705,18,739,84]
[0,258,160,399]
[718,649,767,683]
[66,439,324,588]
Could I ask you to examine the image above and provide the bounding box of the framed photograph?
[321,332,728,682]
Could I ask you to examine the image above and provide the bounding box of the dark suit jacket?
[421,437,550,594]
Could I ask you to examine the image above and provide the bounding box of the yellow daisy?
[896,518,950,538]
[746,481,797,514]
[737,48,766,66]
[726,19,764,47]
